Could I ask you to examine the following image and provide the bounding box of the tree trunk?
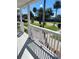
[31,19,34,24]
[54,9,58,26]
[56,9,58,17]
[39,21,41,27]
[43,0,46,28]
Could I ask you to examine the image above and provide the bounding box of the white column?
[27,4,31,38]
[19,8,24,32]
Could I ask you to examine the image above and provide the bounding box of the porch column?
[27,4,31,38]
[19,8,24,32]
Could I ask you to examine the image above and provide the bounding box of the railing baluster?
[49,34,51,50]
[53,34,56,53]
[36,45,38,56]
[56,35,59,53]
[50,34,53,51]
[30,25,61,59]
[38,48,41,58]
[47,33,49,49]
[44,32,48,48]
[43,50,45,59]
[44,51,47,59]
[42,49,44,59]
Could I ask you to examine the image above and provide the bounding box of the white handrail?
[30,24,61,35]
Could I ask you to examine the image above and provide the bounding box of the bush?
[58,24,61,29]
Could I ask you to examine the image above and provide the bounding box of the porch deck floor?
[17,32,58,59]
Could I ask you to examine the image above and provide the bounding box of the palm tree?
[30,11,34,23]
[45,8,54,19]
[38,7,43,26]
[33,7,37,13]
[54,1,61,16]
[32,7,37,23]
[33,7,43,26]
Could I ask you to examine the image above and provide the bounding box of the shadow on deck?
[17,38,58,59]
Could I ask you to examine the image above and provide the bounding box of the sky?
[21,0,61,15]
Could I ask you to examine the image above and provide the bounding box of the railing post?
[43,31,48,48]
[56,35,59,52]
[51,35,53,51]
[19,8,24,32]
[53,34,56,53]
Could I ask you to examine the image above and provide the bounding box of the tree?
[45,8,54,19]
[56,14,61,20]
[32,7,37,23]
[22,14,27,19]
[17,9,20,21]
[30,11,34,23]
[54,1,61,16]
[33,7,54,27]
[17,10,19,13]
[17,15,20,21]
[33,7,37,13]
[38,7,43,26]
[33,7,54,26]
[22,14,28,22]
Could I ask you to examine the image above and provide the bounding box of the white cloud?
[40,4,43,7]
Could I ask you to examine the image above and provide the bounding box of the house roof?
[17,0,39,8]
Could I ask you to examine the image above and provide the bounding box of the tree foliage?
[54,1,61,16]
[54,1,61,9]
[33,7,37,13]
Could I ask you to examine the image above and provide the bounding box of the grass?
[17,25,21,32]
[24,22,28,26]
[32,22,40,26]
[24,29,28,33]
[17,20,60,33]
[44,25,58,31]
[32,21,60,31]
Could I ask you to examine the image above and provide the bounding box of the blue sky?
[21,0,61,15]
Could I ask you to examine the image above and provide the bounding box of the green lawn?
[24,22,28,26]
[32,21,60,31]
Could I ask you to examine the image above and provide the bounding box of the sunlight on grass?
[24,22,28,26]
[23,21,60,31]
[32,21,59,31]
[44,25,58,31]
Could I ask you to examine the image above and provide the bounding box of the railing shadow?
[17,38,39,59]
[17,31,24,37]
[17,38,58,59]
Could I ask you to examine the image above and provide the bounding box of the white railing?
[28,40,58,59]
[30,24,61,59]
